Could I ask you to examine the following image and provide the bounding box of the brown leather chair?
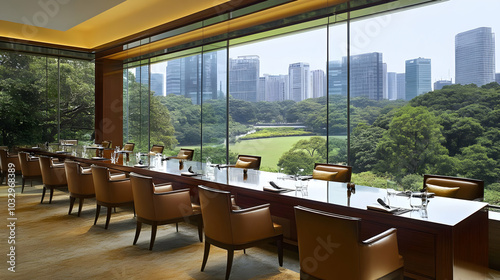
[91,165,133,229]
[313,163,352,183]
[423,174,484,201]
[101,140,112,148]
[168,148,194,161]
[18,152,42,193]
[294,206,404,280]
[130,173,202,250]
[64,161,95,216]
[233,155,261,170]
[123,143,135,152]
[148,144,164,155]
[61,139,78,145]
[38,156,67,203]
[0,149,21,185]
[198,185,283,280]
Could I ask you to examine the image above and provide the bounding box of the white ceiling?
[0,0,126,31]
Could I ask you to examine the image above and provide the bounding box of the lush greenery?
[240,127,314,140]
[0,52,94,147]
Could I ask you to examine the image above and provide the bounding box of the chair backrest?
[295,206,362,279]
[313,163,352,182]
[176,149,194,160]
[0,149,8,171]
[424,174,484,200]
[130,173,156,220]
[39,156,66,185]
[235,155,261,170]
[123,143,135,151]
[18,152,40,177]
[101,140,112,148]
[64,161,94,195]
[150,145,164,154]
[198,185,234,244]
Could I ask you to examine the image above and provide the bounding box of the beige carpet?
[0,182,300,280]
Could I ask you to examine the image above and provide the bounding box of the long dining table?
[22,145,489,280]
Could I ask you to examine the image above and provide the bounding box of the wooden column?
[94,58,123,149]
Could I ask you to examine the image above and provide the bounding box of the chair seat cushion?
[426,183,460,198]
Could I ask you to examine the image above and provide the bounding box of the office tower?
[328,60,347,95]
[263,74,288,102]
[150,73,165,96]
[135,65,149,84]
[496,73,500,84]
[396,73,406,100]
[165,53,218,104]
[311,69,325,98]
[383,63,388,99]
[229,55,260,102]
[257,77,266,102]
[455,27,496,86]
[348,52,384,100]
[289,62,310,101]
[405,57,431,100]
[434,79,453,90]
[387,72,398,100]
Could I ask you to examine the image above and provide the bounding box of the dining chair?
[198,185,283,280]
[294,206,404,280]
[0,149,21,185]
[312,163,352,183]
[233,155,261,170]
[423,174,484,201]
[17,151,42,193]
[130,173,202,250]
[64,161,95,216]
[148,144,165,155]
[38,155,67,203]
[91,165,133,229]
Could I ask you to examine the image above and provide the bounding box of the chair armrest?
[231,204,278,244]
[154,182,173,193]
[154,189,193,218]
[360,228,403,279]
[232,203,270,214]
[109,173,127,181]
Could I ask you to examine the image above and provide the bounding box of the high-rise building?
[455,27,496,86]
[289,62,310,102]
[229,55,260,102]
[496,73,500,84]
[396,73,406,100]
[348,52,384,100]
[327,60,346,95]
[257,77,266,102]
[311,69,325,98]
[434,79,453,90]
[165,53,218,104]
[383,63,388,99]
[387,72,398,100]
[150,73,165,96]
[262,74,288,102]
[405,57,431,100]
[135,65,149,85]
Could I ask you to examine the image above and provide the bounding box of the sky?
[229,0,500,84]
[151,0,500,88]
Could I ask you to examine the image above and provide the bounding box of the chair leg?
[149,224,157,251]
[277,236,283,267]
[49,188,54,204]
[41,186,46,203]
[201,241,210,271]
[225,249,234,280]
[176,222,178,232]
[197,219,203,242]
[94,204,101,225]
[68,196,76,215]
[105,207,112,229]
[133,221,142,245]
[77,198,84,217]
[21,177,25,193]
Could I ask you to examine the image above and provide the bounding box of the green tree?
[349,124,385,173]
[277,136,326,175]
[375,106,448,177]
[457,144,499,185]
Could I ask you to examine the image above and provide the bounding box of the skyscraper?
[496,73,500,84]
[310,69,325,98]
[262,74,288,102]
[289,62,310,101]
[405,57,431,100]
[455,27,496,86]
[387,72,398,100]
[229,55,260,102]
[396,73,406,100]
[150,73,165,96]
[348,52,384,100]
[434,79,453,90]
[327,60,346,95]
